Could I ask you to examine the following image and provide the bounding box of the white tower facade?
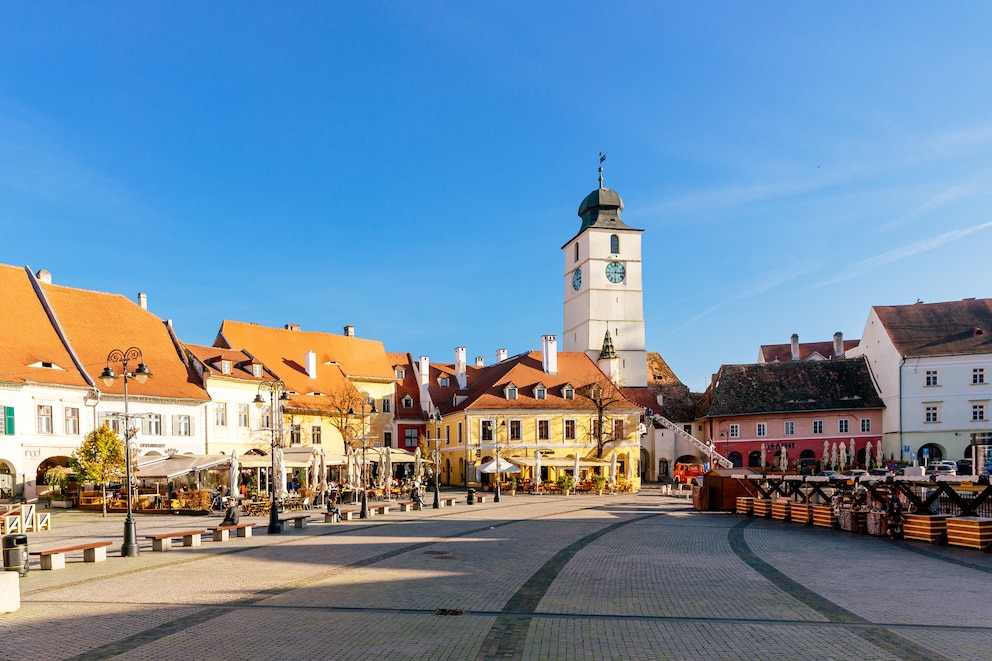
[562,181,647,387]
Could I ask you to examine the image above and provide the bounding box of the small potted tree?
[556,473,576,496]
[508,477,517,496]
[591,474,608,496]
[44,465,73,508]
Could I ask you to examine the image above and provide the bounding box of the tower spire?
[598,327,618,360]
[598,152,606,189]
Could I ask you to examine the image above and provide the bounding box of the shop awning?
[368,447,416,463]
[237,454,310,469]
[135,455,232,480]
[507,456,610,468]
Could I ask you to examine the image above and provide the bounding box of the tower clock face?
[572,268,582,291]
[605,261,626,283]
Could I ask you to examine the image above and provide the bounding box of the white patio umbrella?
[839,444,847,470]
[876,440,883,466]
[831,442,838,469]
[760,443,766,468]
[780,446,788,472]
[415,449,423,481]
[610,453,617,485]
[849,439,856,468]
[573,453,581,480]
[534,452,542,489]
[229,450,239,499]
[822,440,830,470]
[479,458,520,473]
[866,441,873,467]
[274,447,287,498]
[384,447,393,490]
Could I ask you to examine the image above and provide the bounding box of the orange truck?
[672,462,705,485]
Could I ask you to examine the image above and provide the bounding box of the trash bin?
[2,534,28,576]
[466,488,476,505]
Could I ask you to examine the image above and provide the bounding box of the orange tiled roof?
[184,343,273,384]
[40,280,208,400]
[216,320,392,397]
[0,265,89,387]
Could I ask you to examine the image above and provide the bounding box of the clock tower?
[562,168,647,387]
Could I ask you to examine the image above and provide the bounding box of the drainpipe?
[898,355,906,463]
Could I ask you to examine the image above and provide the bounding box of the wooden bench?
[30,541,112,570]
[396,500,423,512]
[209,522,256,542]
[475,494,488,504]
[367,503,391,517]
[145,529,207,551]
[278,513,312,531]
[439,497,457,507]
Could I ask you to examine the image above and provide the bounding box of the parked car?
[924,464,956,477]
[868,469,893,477]
[818,470,845,479]
[956,459,974,475]
[842,469,870,479]
[672,462,705,485]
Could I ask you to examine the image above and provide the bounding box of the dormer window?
[505,384,518,400]
[252,364,263,378]
[535,384,547,400]
[402,395,413,408]
[562,384,574,400]
[439,376,450,387]
[221,360,233,374]
[396,369,406,379]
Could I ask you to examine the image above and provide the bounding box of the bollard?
[466,488,476,505]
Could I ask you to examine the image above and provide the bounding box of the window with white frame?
[221,360,232,374]
[505,385,518,400]
[509,419,522,440]
[252,364,263,378]
[564,419,576,440]
[174,414,192,436]
[562,385,574,400]
[784,421,795,436]
[289,424,301,445]
[457,422,463,444]
[973,403,986,421]
[535,385,546,400]
[591,418,601,438]
[237,404,249,428]
[312,425,322,444]
[445,425,451,444]
[861,418,871,433]
[37,405,53,434]
[260,405,271,429]
[439,376,449,387]
[974,368,986,385]
[214,403,227,427]
[756,422,767,437]
[64,407,79,435]
[839,419,849,434]
[404,428,418,448]
[99,412,122,434]
[729,424,740,438]
[924,404,939,423]
[402,395,413,408]
[925,370,939,386]
[481,419,493,441]
[396,369,405,379]
[537,419,550,440]
[143,413,163,436]
[813,420,823,434]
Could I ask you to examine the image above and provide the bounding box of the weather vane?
[598,152,606,188]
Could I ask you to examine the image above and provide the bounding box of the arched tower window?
[610,234,619,254]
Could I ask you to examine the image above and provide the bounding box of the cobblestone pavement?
[2,489,991,660]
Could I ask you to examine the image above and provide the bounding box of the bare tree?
[579,376,627,458]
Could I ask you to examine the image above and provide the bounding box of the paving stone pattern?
[2,491,989,660]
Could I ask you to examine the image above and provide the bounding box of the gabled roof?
[874,298,992,357]
[215,320,392,397]
[439,351,641,413]
[388,352,426,420]
[39,276,208,401]
[184,343,272,384]
[707,358,883,417]
[0,265,89,387]
[759,339,859,363]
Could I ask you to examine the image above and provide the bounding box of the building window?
[506,385,517,400]
[1,406,13,435]
[457,422,463,445]
[574,243,579,262]
[481,419,494,441]
[445,425,451,445]
[384,431,392,447]
[237,404,249,428]
[729,424,740,438]
[925,405,939,423]
[252,364,263,378]
[214,403,227,427]
[312,425,322,444]
[402,395,413,408]
[439,376,449,387]
[784,421,795,436]
[396,369,405,379]
[613,419,625,440]
[592,419,601,439]
[381,398,390,413]
[812,420,823,434]
[98,412,122,434]
[610,234,619,254]
[974,368,986,384]
[64,407,79,435]
[535,385,546,400]
[925,370,938,387]
[260,405,271,430]
[143,413,163,436]
[564,419,576,440]
[509,420,522,441]
[538,419,550,440]
[290,424,301,445]
[973,404,986,421]
[404,428,418,448]
[174,415,192,436]
[562,385,574,400]
[756,422,767,437]
[37,405,53,434]
[221,360,232,374]
[839,419,849,434]
[861,418,871,433]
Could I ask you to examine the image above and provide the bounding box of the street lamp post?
[349,396,377,519]
[100,347,152,558]
[254,381,289,534]
[493,418,502,503]
[430,409,442,509]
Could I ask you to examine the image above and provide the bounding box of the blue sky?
[2,3,991,391]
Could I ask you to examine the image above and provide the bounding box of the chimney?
[343,325,355,337]
[305,350,317,378]
[791,333,800,361]
[138,292,147,310]
[833,332,844,359]
[475,356,485,367]
[419,356,430,413]
[285,323,301,331]
[35,269,51,284]
[541,335,558,374]
[496,348,507,363]
[455,347,467,389]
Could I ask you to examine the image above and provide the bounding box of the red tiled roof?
[760,339,859,362]
[874,299,992,356]
[184,343,272,384]
[0,265,89,387]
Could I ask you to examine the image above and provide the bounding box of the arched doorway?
[36,456,73,499]
[658,458,669,480]
[747,451,762,468]
[640,449,650,481]
[0,460,14,500]
[675,454,700,465]
[728,452,743,468]
[919,443,944,464]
